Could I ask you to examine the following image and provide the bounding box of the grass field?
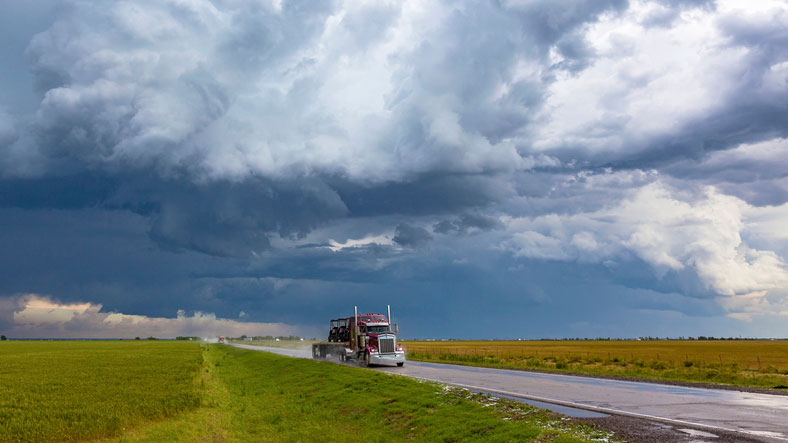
[402,340,788,390]
[0,341,203,442]
[0,341,615,442]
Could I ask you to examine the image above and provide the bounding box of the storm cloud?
[1,0,787,338]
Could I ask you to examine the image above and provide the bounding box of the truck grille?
[379,337,395,353]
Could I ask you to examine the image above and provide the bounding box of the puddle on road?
[473,390,609,418]
[745,430,787,439]
[678,428,718,439]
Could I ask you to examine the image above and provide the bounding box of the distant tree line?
[556,337,770,341]
[411,336,781,341]
[1,335,6,340]
[557,337,765,341]
[637,336,762,341]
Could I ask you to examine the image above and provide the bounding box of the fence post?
[757,355,761,369]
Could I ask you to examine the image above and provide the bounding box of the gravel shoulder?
[580,415,766,443]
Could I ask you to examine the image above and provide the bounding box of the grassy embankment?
[0,341,616,442]
[403,340,788,390]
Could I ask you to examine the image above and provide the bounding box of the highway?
[229,344,788,442]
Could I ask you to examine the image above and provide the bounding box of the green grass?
[403,340,788,390]
[196,345,612,442]
[0,341,616,442]
[0,341,203,442]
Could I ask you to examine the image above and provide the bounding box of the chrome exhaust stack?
[354,305,360,349]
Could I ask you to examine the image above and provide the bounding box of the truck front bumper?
[369,351,406,366]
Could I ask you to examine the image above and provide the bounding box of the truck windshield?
[367,326,390,333]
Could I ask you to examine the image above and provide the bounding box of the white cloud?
[532,0,760,157]
[5,294,308,339]
[504,175,788,308]
[328,234,395,252]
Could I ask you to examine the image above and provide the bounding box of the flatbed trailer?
[312,342,349,360]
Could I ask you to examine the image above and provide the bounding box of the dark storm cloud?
[433,213,505,235]
[134,177,349,257]
[551,31,596,73]
[0,172,350,257]
[1,0,787,338]
[505,0,629,46]
[334,174,509,217]
[392,223,432,248]
[0,174,117,210]
[663,139,788,206]
[1,0,631,186]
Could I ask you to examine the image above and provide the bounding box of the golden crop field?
[402,340,788,389]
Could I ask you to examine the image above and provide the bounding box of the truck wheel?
[397,362,404,367]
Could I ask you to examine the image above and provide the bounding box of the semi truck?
[312,305,405,367]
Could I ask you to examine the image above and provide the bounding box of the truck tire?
[360,351,369,368]
[397,362,404,367]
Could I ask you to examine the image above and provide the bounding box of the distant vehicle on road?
[313,305,405,367]
[218,336,226,344]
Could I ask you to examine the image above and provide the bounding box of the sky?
[1,0,787,339]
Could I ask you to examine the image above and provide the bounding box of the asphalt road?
[229,344,788,442]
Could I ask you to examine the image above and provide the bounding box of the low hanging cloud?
[2,294,309,339]
[392,223,433,248]
[434,213,505,235]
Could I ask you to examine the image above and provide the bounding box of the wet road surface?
[229,344,788,442]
